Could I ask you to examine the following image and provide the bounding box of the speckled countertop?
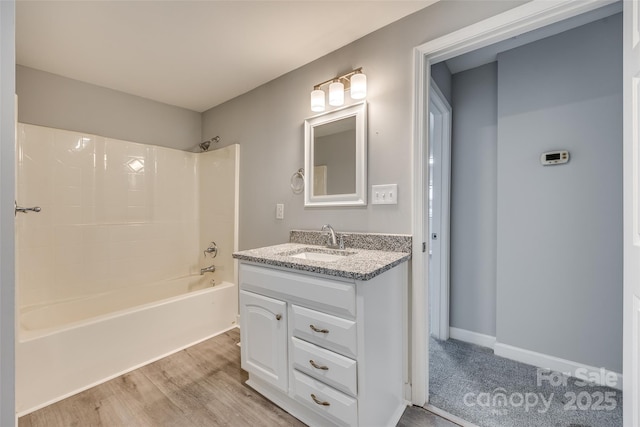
[233,231,411,281]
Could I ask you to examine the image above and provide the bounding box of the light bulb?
[329,81,344,106]
[310,89,325,112]
[350,73,367,99]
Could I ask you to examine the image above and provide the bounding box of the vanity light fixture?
[350,72,367,99]
[310,67,366,112]
[310,89,325,112]
[328,80,344,106]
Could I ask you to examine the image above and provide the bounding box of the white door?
[240,290,288,392]
[427,80,451,340]
[624,0,640,425]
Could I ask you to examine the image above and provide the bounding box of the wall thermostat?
[541,150,569,166]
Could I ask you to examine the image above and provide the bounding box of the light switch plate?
[276,203,284,219]
[372,184,398,205]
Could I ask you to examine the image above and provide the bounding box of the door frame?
[623,0,639,425]
[410,0,620,407]
[0,0,16,425]
[427,79,451,341]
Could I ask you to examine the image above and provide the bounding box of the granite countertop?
[232,242,411,281]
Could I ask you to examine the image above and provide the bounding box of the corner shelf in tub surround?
[233,231,411,427]
[232,231,411,281]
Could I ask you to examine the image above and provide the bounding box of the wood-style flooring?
[19,328,458,427]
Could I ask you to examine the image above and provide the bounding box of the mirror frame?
[304,101,367,207]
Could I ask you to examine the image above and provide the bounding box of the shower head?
[199,140,211,152]
[199,136,221,152]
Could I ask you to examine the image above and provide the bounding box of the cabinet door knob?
[309,324,329,334]
[310,394,331,406]
[309,359,329,370]
[275,314,282,321]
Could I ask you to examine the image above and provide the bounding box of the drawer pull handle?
[309,324,329,334]
[309,359,329,370]
[275,314,282,321]
[310,394,331,406]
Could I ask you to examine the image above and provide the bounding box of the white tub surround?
[234,233,410,427]
[16,124,239,310]
[15,124,240,415]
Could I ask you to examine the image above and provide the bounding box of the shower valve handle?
[204,241,218,258]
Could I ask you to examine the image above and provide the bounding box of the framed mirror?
[304,102,367,207]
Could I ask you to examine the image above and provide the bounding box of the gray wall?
[496,14,622,372]
[0,1,16,424]
[202,1,525,250]
[16,65,202,150]
[450,62,498,337]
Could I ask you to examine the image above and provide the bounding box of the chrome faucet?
[321,224,344,250]
[200,265,216,275]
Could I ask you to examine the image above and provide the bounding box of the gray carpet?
[429,337,622,427]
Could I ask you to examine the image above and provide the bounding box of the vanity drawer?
[291,305,357,358]
[292,370,357,427]
[291,337,357,397]
[240,263,356,318]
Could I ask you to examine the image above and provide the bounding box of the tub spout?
[200,265,216,275]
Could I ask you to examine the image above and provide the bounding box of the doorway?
[414,2,628,426]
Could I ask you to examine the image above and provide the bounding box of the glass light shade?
[350,73,367,99]
[310,89,325,112]
[329,81,345,106]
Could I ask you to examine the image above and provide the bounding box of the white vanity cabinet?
[239,261,407,427]
[239,290,288,392]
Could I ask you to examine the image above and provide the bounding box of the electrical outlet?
[372,184,398,205]
[276,203,284,219]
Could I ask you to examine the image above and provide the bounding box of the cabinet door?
[240,290,288,392]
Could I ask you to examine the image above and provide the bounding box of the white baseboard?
[449,327,496,349]
[494,342,623,390]
[445,328,622,390]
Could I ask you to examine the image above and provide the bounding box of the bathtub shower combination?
[15,124,240,415]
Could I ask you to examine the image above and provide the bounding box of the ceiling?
[16,1,436,113]
[444,1,621,74]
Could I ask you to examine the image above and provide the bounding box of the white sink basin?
[280,247,356,263]
[289,251,346,262]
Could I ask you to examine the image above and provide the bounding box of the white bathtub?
[16,276,238,415]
